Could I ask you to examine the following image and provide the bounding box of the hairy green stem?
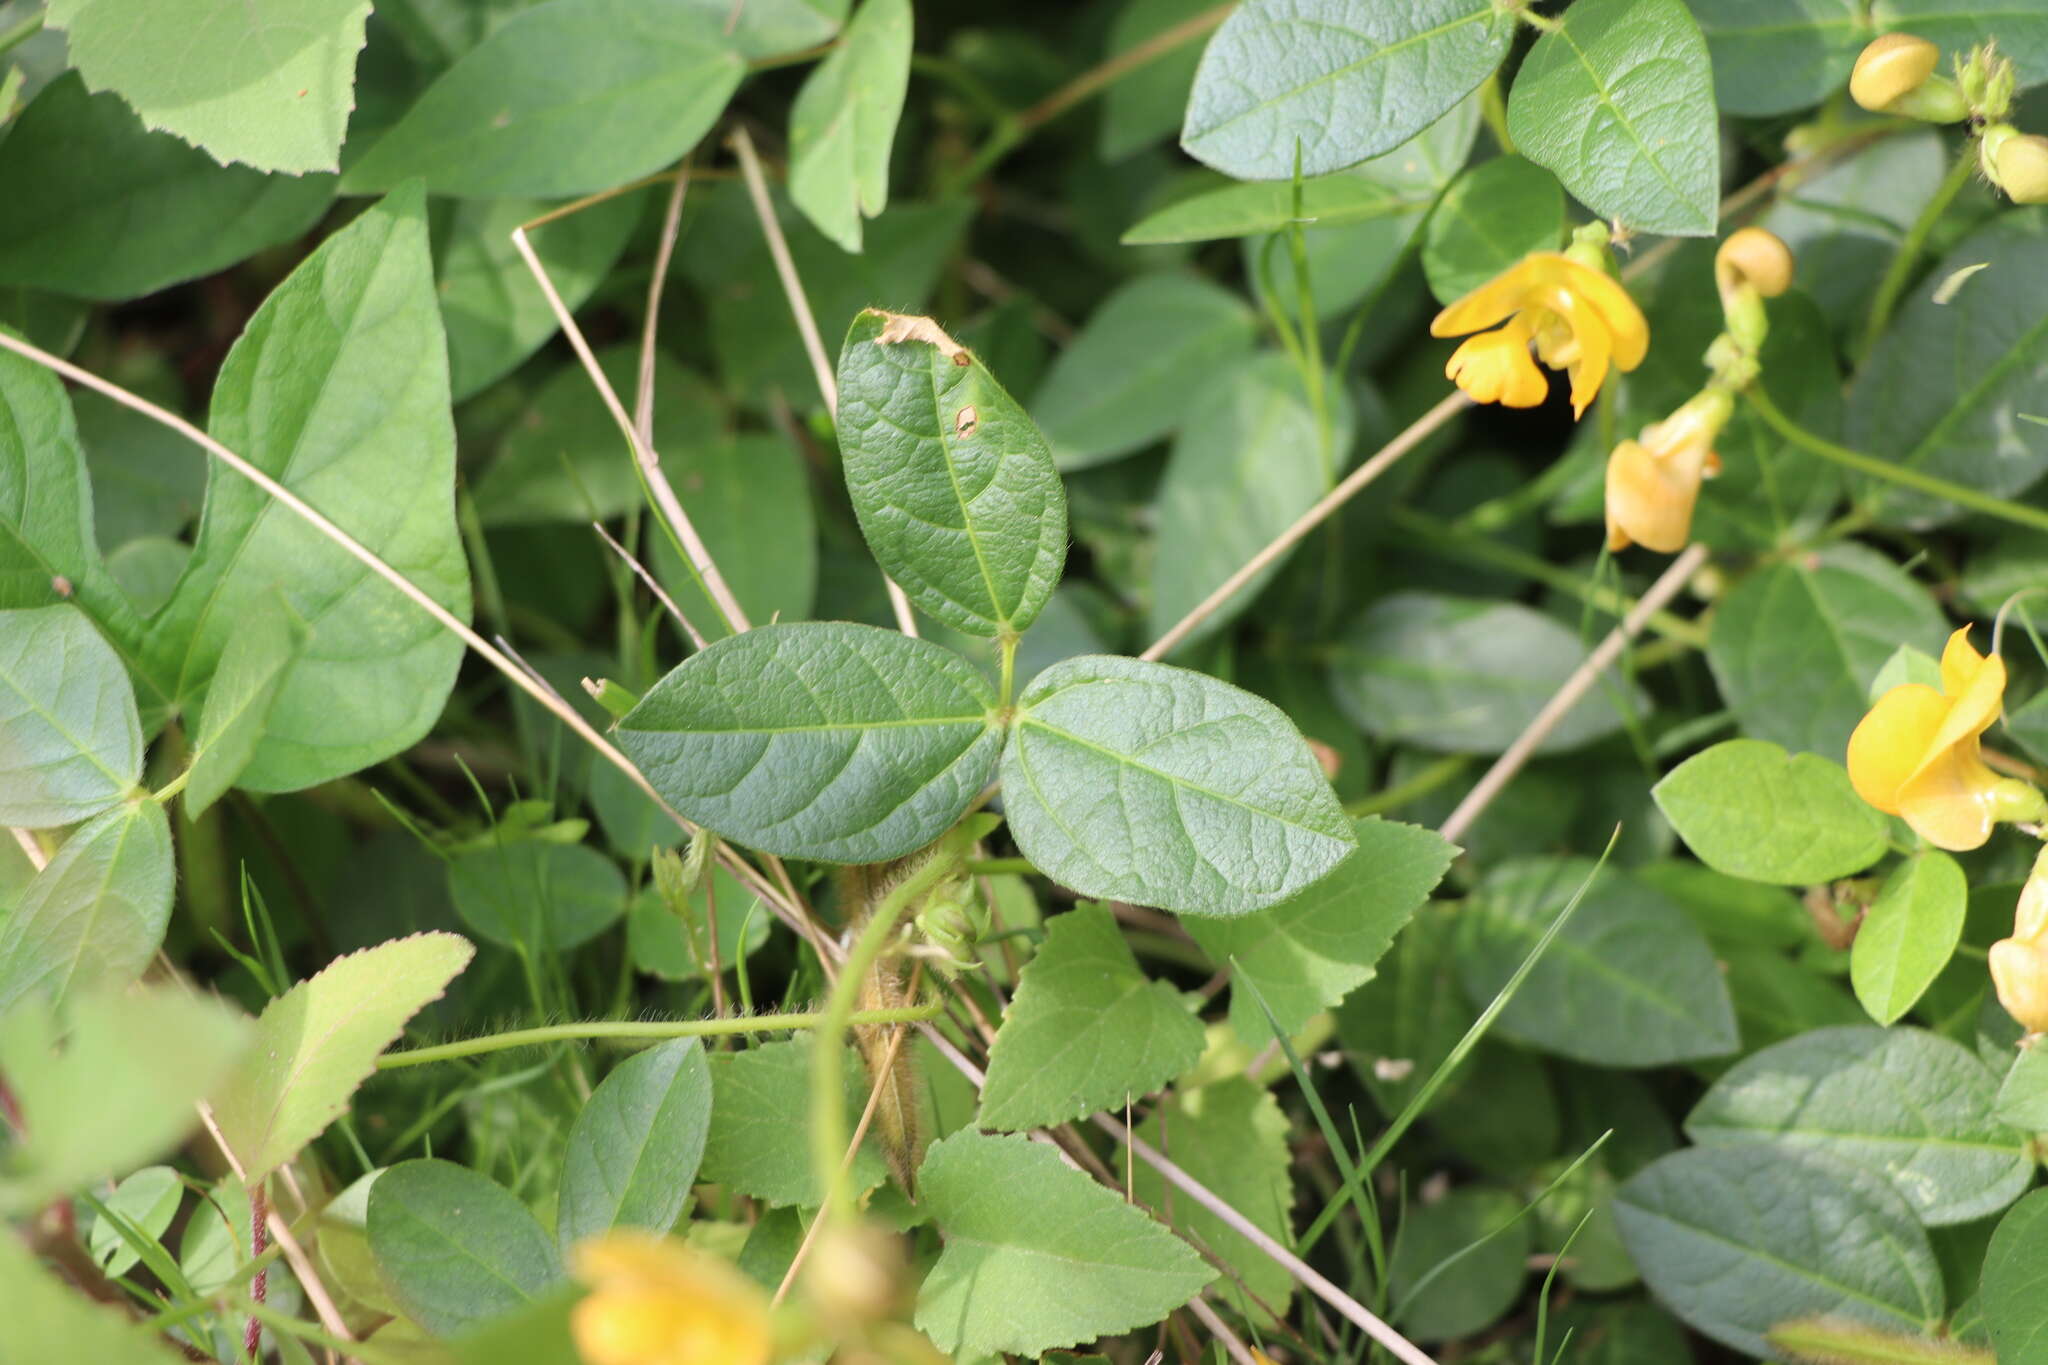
[376,1006,940,1070]
[1857,150,1975,363]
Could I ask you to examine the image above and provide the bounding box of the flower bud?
[1715,228,1794,300]
[1992,936,2048,1036]
[1995,131,2048,204]
[804,1225,903,1325]
[1850,33,1938,110]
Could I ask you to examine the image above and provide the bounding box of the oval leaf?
[448,841,627,953]
[1852,852,1968,1026]
[557,1038,714,1251]
[1653,739,1890,884]
[1001,654,1356,915]
[0,605,141,829]
[1690,0,1864,116]
[787,0,912,252]
[0,801,172,1015]
[368,1159,563,1337]
[1984,1189,2048,1363]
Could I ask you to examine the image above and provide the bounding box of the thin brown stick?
[592,521,706,650]
[1142,391,1470,661]
[1020,2,1234,132]
[10,827,47,870]
[1439,543,1708,844]
[726,125,921,638]
[1186,1291,1262,1365]
[635,159,693,449]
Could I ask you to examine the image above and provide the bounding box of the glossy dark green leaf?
[1180,0,1512,180]
[0,801,172,1014]
[1508,0,1719,235]
[0,75,335,303]
[368,1160,563,1337]
[1689,0,1864,115]
[0,605,141,828]
[787,0,912,252]
[341,0,745,197]
[617,623,1002,863]
[1686,1026,2032,1226]
[143,185,470,793]
[557,1039,713,1250]
[1852,853,1968,1026]
[835,310,1067,637]
[1654,739,1890,885]
[1002,654,1355,915]
[1983,1189,2048,1362]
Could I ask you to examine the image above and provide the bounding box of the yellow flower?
[1991,848,2048,1035]
[1432,252,1648,418]
[570,1231,773,1365]
[1847,627,2042,850]
[1604,391,1730,554]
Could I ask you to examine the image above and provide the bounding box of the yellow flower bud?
[1715,228,1795,300]
[1995,131,2048,204]
[1850,34,1940,111]
[1993,935,2048,1036]
[804,1224,902,1325]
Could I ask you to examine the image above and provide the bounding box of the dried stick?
[1186,1291,1262,1365]
[1439,543,1708,844]
[726,124,920,638]
[592,522,706,650]
[10,827,46,870]
[636,161,693,449]
[1142,391,1470,661]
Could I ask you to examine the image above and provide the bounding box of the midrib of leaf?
[396,1202,546,1302]
[1691,1121,2020,1156]
[672,712,991,736]
[1194,7,1495,135]
[924,361,1012,631]
[1552,24,1699,217]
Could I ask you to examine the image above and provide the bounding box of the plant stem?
[1857,148,1975,363]
[1746,385,2048,535]
[997,633,1018,711]
[375,1006,939,1070]
[1345,754,1473,818]
[245,1180,268,1364]
[966,856,1035,876]
[0,11,42,58]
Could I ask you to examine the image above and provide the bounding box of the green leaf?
[1001,654,1356,915]
[1757,132,1949,331]
[0,985,250,1214]
[1507,0,1720,235]
[1686,1026,2032,1227]
[1459,858,1739,1067]
[1032,274,1260,470]
[212,933,474,1184]
[1994,1042,2048,1130]
[1983,1189,2048,1363]
[46,0,368,173]
[1334,906,1473,1117]
[1705,544,1947,762]
[0,1232,190,1364]
[625,875,770,981]
[0,75,335,302]
[787,0,912,252]
[438,193,644,402]
[618,623,1002,863]
[1146,354,1348,649]
[1185,817,1457,1040]
[977,903,1206,1131]
[835,310,1068,637]
[85,1166,183,1278]
[1870,1,2048,87]
[1869,643,1945,701]
[648,433,820,632]
[368,1159,564,1337]
[0,802,172,1015]
[699,1036,888,1207]
[1389,1188,1532,1341]
[1847,211,2048,526]
[1852,853,1968,1026]
[914,1131,1214,1359]
[1100,0,1215,162]
[557,1038,713,1250]
[1329,592,1643,755]
[1422,155,1565,304]
[1131,1079,1295,1320]
[1615,1147,1944,1359]
[1688,0,1865,116]
[342,0,745,198]
[1180,0,1512,180]
[0,605,141,828]
[1653,739,1890,884]
[142,185,470,792]
[183,602,305,819]
[75,390,207,552]
[1121,164,1439,246]
[448,841,627,952]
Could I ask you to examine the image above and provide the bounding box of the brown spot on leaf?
[955,406,979,438]
[49,576,71,598]
[871,310,968,361]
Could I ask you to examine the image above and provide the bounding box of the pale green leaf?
[1704,544,1947,761]
[1983,1189,2048,1362]
[699,1036,888,1207]
[1422,154,1565,303]
[0,75,335,302]
[341,0,745,197]
[1653,739,1890,884]
[1120,165,1437,246]
[1689,0,1864,116]
[557,1038,713,1250]
[1032,274,1259,470]
[46,0,367,173]
[1615,1148,1944,1359]
[0,1233,190,1364]
[1994,1042,2048,1130]
[1329,592,1643,755]
[0,985,250,1214]
[914,1131,1213,1359]
[448,841,627,952]
[1100,0,1214,162]
[1847,212,2048,525]
[143,185,472,792]
[788,0,912,252]
[1868,643,1944,702]
[1507,0,1720,235]
[1686,1026,2031,1226]
[618,623,1002,863]
[75,390,207,552]
[1459,858,1738,1067]
[212,933,475,1184]
[0,604,141,828]
[977,903,1205,1131]
[183,601,305,819]
[680,0,847,57]
[1002,654,1356,915]
[0,802,172,1015]
[1390,1188,1531,1341]
[368,1160,563,1337]
[835,309,1068,637]
[1180,0,1512,180]
[85,1166,183,1278]
[1186,817,1456,1040]
[1852,853,1968,1026]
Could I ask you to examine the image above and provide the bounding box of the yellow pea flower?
[1604,390,1731,554]
[1992,850,2048,1035]
[1847,628,2045,851]
[1432,251,1648,418]
[570,1231,773,1365]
